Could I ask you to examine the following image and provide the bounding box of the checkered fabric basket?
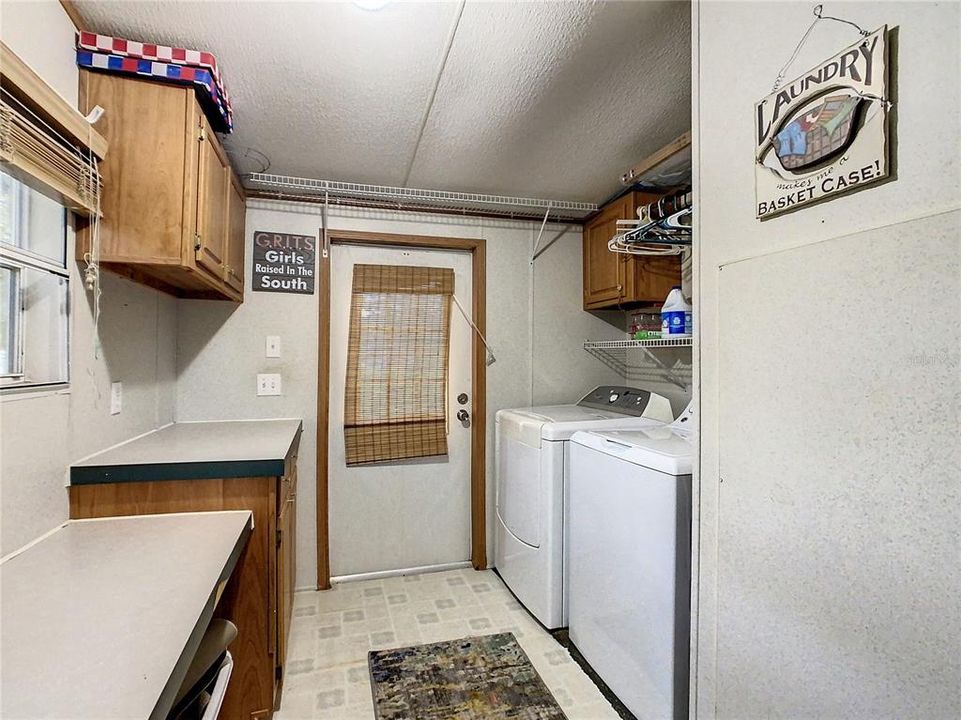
[75,32,233,133]
[76,50,233,133]
[77,32,232,110]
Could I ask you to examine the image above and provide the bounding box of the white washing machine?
[568,403,695,720]
[494,386,674,629]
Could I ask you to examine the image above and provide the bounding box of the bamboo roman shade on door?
[344,264,454,466]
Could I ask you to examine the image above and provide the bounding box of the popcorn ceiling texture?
[72,0,690,203]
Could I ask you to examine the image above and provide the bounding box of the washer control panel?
[577,386,653,416]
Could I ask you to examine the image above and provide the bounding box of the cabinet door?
[627,253,682,304]
[583,195,634,309]
[225,174,246,294]
[195,117,230,281]
[277,494,294,683]
[623,191,682,304]
[80,73,191,264]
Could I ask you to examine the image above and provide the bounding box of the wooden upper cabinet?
[583,191,681,310]
[78,71,244,302]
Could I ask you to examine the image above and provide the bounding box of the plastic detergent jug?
[661,286,692,336]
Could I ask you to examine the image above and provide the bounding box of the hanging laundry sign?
[755,25,890,219]
[252,231,315,294]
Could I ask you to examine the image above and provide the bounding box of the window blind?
[0,44,103,217]
[344,264,454,466]
[0,93,101,216]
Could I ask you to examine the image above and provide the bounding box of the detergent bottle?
[660,286,692,337]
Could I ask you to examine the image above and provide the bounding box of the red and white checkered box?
[77,31,231,111]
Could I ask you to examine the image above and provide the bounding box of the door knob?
[456,409,470,424]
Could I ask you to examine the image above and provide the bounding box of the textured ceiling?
[73,1,690,203]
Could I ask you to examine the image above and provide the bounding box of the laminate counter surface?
[0,511,252,719]
[71,419,303,484]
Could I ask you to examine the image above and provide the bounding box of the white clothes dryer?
[494,386,674,629]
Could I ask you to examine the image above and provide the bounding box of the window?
[344,264,454,465]
[0,171,69,388]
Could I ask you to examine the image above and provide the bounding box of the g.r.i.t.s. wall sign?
[252,231,316,294]
[755,25,890,219]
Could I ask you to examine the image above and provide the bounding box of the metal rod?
[530,204,552,263]
[531,226,570,262]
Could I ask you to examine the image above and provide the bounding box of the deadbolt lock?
[457,393,469,405]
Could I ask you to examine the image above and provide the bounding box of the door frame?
[316,229,487,590]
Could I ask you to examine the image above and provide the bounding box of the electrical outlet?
[110,381,122,415]
[265,335,281,358]
[257,373,282,396]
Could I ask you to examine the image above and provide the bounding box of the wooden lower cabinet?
[68,462,298,719]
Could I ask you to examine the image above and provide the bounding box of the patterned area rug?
[368,633,567,719]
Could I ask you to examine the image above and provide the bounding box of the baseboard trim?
[330,560,473,585]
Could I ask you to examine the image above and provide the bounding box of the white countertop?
[71,419,302,484]
[0,511,252,719]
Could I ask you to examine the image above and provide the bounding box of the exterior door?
[328,243,473,577]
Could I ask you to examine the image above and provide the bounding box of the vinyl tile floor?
[275,567,621,719]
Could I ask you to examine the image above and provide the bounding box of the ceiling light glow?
[352,0,391,10]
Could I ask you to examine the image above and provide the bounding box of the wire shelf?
[584,337,692,389]
[584,337,692,350]
[245,173,598,221]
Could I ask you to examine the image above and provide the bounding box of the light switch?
[257,373,282,396]
[265,335,281,358]
[110,381,122,415]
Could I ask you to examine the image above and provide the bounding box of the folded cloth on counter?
[76,50,233,133]
[76,31,232,113]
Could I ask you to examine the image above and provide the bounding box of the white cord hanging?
[452,293,496,366]
[83,109,105,360]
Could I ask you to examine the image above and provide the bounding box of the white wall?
[0,1,179,555]
[176,199,625,589]
[0,0,79,108]
[693,2,960,719]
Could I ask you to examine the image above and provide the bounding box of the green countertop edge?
[70,459,287,485]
